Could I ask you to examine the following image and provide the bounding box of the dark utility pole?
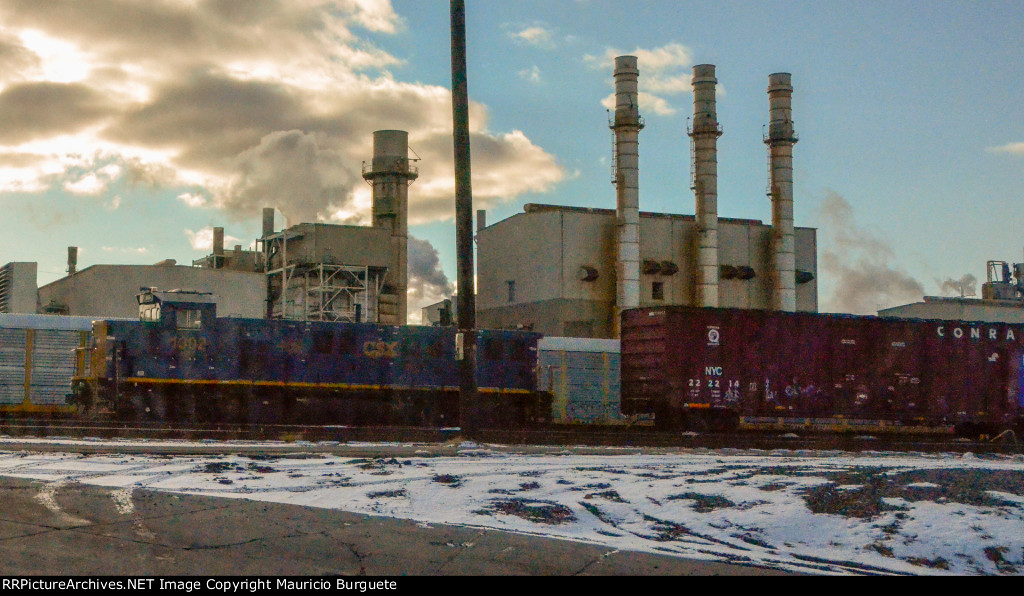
[451,0,478,438]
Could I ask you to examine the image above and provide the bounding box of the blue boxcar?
[72,290,548,426]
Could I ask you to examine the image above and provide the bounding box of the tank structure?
[765,73,799,312]
[363,130,419,325]
[610,56,644,337]
[689,64,723,308]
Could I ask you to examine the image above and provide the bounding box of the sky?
[0,0,1022,317]
[1,437,1023,575]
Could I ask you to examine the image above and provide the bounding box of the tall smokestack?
[765,73,798,312]
[689,64,722,308]
[611,56,643,337]
[363,130,418,324]
[67,246,77,276]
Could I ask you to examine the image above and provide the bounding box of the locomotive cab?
[137,287,217,329]
[70,288,218,415]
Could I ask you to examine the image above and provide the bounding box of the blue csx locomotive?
[71,289,550,426]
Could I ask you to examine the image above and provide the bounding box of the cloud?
[986,142,1024,156]
[0,30,40,79]
[818,191,924,314]
[0,1,564,227]
[0,82,118,144]
[507,25,557,49]
[518,66,542,84]
[184,226,243,252]
[600,91,678,116]
[177,192,208,208]
[585,42,695,116]
[101,245,148,254]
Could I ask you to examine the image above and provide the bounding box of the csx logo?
[363,340,398,359]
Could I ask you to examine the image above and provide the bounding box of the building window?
[507,280,516,303]
[652,282,665,301]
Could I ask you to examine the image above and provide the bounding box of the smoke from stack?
[611,56,644,337]
[819,192,924,314]
[939,274,977,297]
[766,73,798,312]
[407,236,455,307]
[690,64,722,308]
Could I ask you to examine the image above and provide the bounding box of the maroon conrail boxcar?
[620,306,1024,436]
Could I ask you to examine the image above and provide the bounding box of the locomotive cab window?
[140,304,160,322]
[177,309,203,330]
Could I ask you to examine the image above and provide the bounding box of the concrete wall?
[477,204,818,338]
[37,265,266,319]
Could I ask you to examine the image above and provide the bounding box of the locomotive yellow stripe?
[123,377,532,394]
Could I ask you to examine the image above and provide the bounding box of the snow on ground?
[0,438,1022,576]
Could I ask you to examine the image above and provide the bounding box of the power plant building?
[477,205,817,338]
[477,59,817,339]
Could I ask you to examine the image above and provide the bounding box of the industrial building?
[477,59,818,338]
[262,129,417,324]
[0,262,38,314]
[37,263,265,319]
[2,130,419,323]
[880,260,1024,323]
[477,205,817,338]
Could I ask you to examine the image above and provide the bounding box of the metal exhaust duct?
[212,226,225,269]
[363,129,418,324]
[765,73,798,312]
[67,246,77,276]
[689,64,722,308]
[261,208,275,238]
[611,55,644,337]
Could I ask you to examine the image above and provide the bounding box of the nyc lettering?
[936,325,1016,341]
[689,366,724,389]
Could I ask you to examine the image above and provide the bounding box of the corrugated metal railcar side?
[0,314,94,415]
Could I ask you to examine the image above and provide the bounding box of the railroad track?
[0,418,1018,455]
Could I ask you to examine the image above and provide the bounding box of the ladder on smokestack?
[687,118,696,191]
[608,111,618,184]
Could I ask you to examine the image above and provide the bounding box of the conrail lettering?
[363,340,399,359]
[936,325,1017,341]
